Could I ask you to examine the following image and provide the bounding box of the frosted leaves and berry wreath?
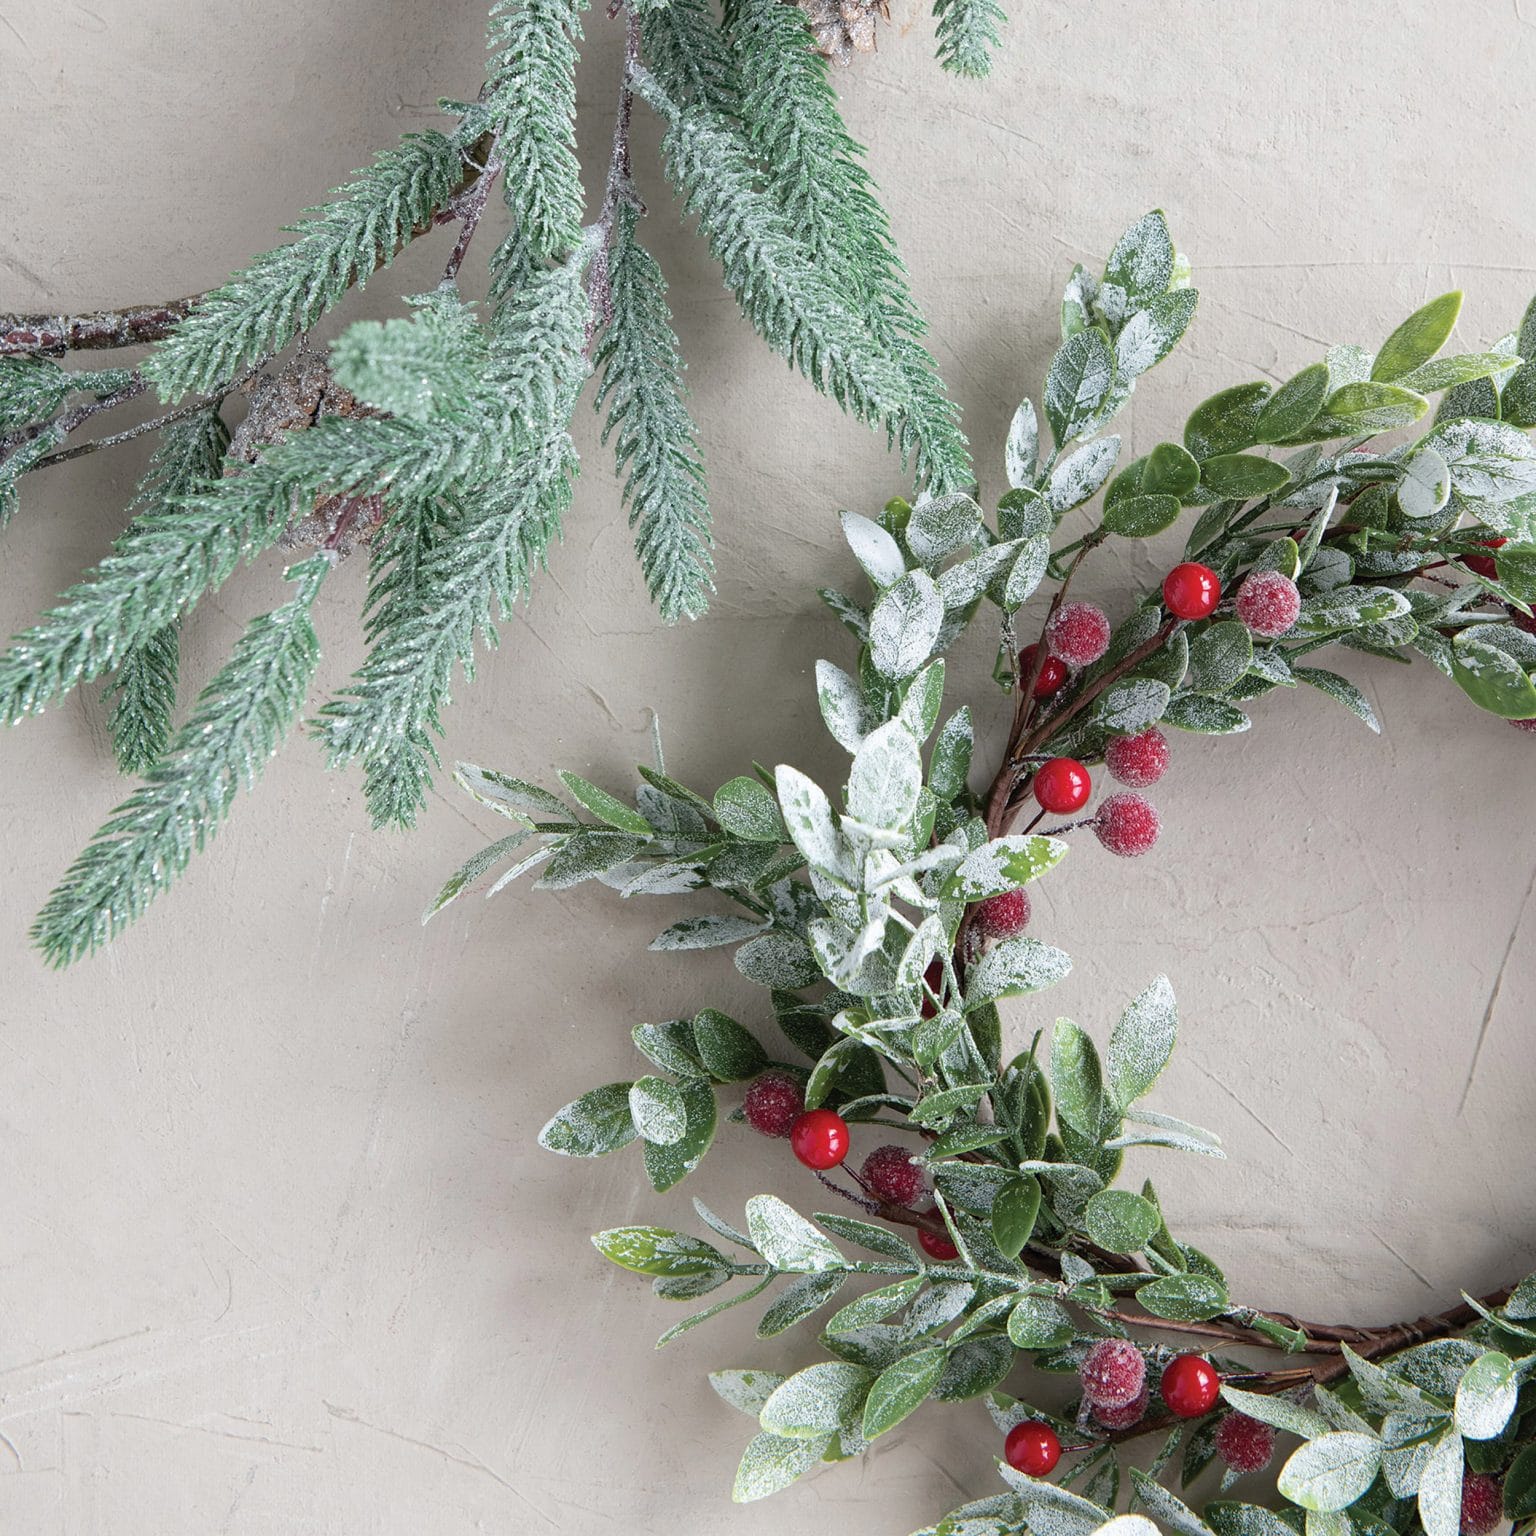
[437,214,1536,1536]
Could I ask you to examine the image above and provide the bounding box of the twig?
[585,6,644,342]
[440,141,504,285]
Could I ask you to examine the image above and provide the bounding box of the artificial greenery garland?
[437,213,1536,1535]
[0,0,972,965]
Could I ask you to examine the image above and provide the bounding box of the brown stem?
[440,141,503,285]
[585,7,644,345]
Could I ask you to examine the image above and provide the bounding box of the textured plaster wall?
[1,1,1533,1531]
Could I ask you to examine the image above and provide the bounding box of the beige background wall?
[1,1,1533,1531]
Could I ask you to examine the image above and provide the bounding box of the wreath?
[436,212,1536,1536]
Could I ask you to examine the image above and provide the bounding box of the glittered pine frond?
[933,0,1006,79]
[595,206,714,622]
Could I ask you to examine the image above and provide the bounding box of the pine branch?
[0,412,501,726]
[477,0,589,270]
[729,0,970,491]
[141,132,471,401]
[102,408,230,774]
[595,204,714,621]
[32,556,331,967]
[0,299,196,358]
[642,0,742,118]
[933,0,1005,78]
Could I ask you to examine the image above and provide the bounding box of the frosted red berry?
[1079,1338,1146,1410]
[1094,792,1160,857]
[1034,757,1092,814]
[1105,728,1169,788]
[1464,537,1507,580]
[1005,1421,1062,1476]
[1047,602,1112,668]
[860,1144,926,1206]
[1215,1413,1276,1474]
[790,1108,849,1170]
[1093,1387,1150,1430]
[1161,1353,1221,1418]
[975,887,1031,940]
[1163,562,1221,620]
[918,1225,959,1261]
[1512,717,1536,733]
[1513,609,1536,636]
[1460,1474,1503,1536]
[743,1072,804,1138]
[1235,570,1302,639]
[1021,644,1069,699]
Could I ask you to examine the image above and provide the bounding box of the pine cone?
[798,0,889,66]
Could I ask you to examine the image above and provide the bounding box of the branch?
[586,6,644,340]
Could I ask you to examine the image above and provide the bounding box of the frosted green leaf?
[1107,974,1177,1109]
[539,1082,637,1156]
[775,765,844,872]
[1163,694,1251,734]
[424,833,529,919]
[1397,446,1451,520]
[817,660,872,753]
[1006,1293,1073,1349]
[943,834,1067,902]
[840,510,907,588]
[692,1010,768,1081]
[1185,383,1270,460]
[1096,678,1171,733]
[642,1075,717,1192]
[825,1276,925,1334]
[714,776,784,841]
[990,1174,1041,1259]
[909,492,983,564]
[848,721,923,831]
[897,659,946,743]
[1045,329,1115,447]
[736,931,821,988]
[965,937,1072,1007]
[1454,1351,1517,1439]
[1295,668,1381,732]
[1083,1189,1159,1252]
[711,1369,786,1417]
[745,1195,845,1272]
[863,1347,945,1438]
[455,763,573,823]
[1103,493,1181,539]
[1109,1106,1223,1157]
[1129,1469,1218,1536]
[1207,1502,1304,1536]
[1138,1273,1228,1321]
[869,570,944,679]
[1200,452,1291,500]
[1116,290,1198,380]
[558,772,653,835]
[1372,292,1462,382]
[1105,211,1175,307]
[1003,536,1051,608]
[758,1270,847,1337]
[1416,1431,1464,1536]
[1099,1519,1164,1536]
[999,1470,1112,1536]
[1276,1432,1382,1512]
[929,708,974,801]
[1256,363,1329,443]
[630,1076,689,1145]
[1007,398,1039,488]
[1188,622,1253,694]
[1450,632,1536,718]
[760,1361,872,1439]
[1048,437,1120,515]
[650,914,768,951]
[1220,1385,1331,1439]
[1294,586,1410,636]
[592,1226,727,1276]
[1395,352,1515,394]
[732,1429,828,1501]
[1422,417,1536,507]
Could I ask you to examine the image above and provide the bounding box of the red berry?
[1104,727,1169,788]
[1021,644,1070,699]
[1513,609,1536,636]
[743,1072,804,1138]
[1005,1421,1062,1476]
[1163,562,1221,620]
[1047,602,1112,668]
[1215,1413,1276,1474]
[1464,537,1507,580]
[789,1108,849,1170]
[1461,1474,1503,1536]
[1094,792,1160,857]
[1034,757,1091,814]
[1092,1387,1149,1430]
[1160,1353,1221,1418]
[1235,570,1302,639]
[974,887,1031,940]
[860,1144,926,1206]
[1512,717,1536,733]
[1080,1339,1146,1410]
[918,1225,959,1261]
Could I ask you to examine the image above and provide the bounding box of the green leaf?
[1083,1189,1160,1252]
[1045,328,1116,446]
[1398,446,1452,520]
[1051,1018,1107,1140]
[1318,381,1429,433]
[758,1270,847,1337]
[825,1276,926,1334]
[711,1369,786,1417]
[692,1009,768,1081]
[593,1226,728,1277]
[1139,1273,1229,1321]
[1256,363,1330,443]
[1006,1293,1074,1349]
[869,570,944,680]
[840,510,907,587]
[732,1429,828,1501]
[991,1174,1042,1259]
[558,771,653,835]
[630,1076,689,1145]
[1107,974,1178,1109]
[1048,437,1121,515]
[1006,398,1039,488]
[745,1195,845,1272]
[1116,290,1199,380]
[1103,493,1182,539]
[848,720,924,830]
[539,1082,638,1156]
[942,834,1068,901]
[863,1346,946,1437]
[712,775,785,841]
[1294,667,1381,732]
[760,1361,873,1439]
[425,833,530,918]
[1417,1430,1465,1536]
[456,763,573,823]
[1503,1443,1536,1520]
[1200,453,1291,500]
[643,1075,717,1191]
[1219,1385,1331,1439]
[1162,694,1251,734]
[1372,292,1462,382]
[1450,631,1536,719]
[1144,441,1202,498]
[1105,211,1175,308]
[966,937,1073,1007]
[1276,1433,1383,1512]
[1394,353,1515,394]
[1095,678,1171,733]
[929,708,973,801]
[1454,1351,1517,1440]
[650,914,768,953]
[1185,383,1271,460]
[909,492,984,564]
[1187,621,1253,695]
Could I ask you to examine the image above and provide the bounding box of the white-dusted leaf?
[454,762,571,822]
[540,1082,637,1156]
[425,832,528,919]
[816,660,872,753]
[1096,678,1171,733]
[1422,417,1536,504]
[1003,536,1052,609]
[999,1470,1112,1536]
[760,1362,872,1439]
[1045,328,1115,447]
[1276,1432,1382,1512]
[1129,1468,1218,1536]
[745,1195,845,1272]
[711,1369,786,1417]
[650,914,768,952]
[848,721,924,831]
[1220,1385,1331,1440]
[943,834,1068,901]
[735,931,821,988]
[629,1076,688,1145]
[1048,436,1120,514]
[1007,398,1040,488]
[966,937,1072,1006]
[1116,289,1198,379]
[1398,446,1451,520]
[1454,1351,1517,1440]
[1107,974,1177,1109]
[840,510,907,587]
[869,570,944,679]
[909,493,983,564]
[1294,668,1381,732]
[1416,1430,1465,1536]
[732,1429,828,1502]
[775,765,844,872]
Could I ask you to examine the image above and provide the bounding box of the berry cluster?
[1032,755,1162,858]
